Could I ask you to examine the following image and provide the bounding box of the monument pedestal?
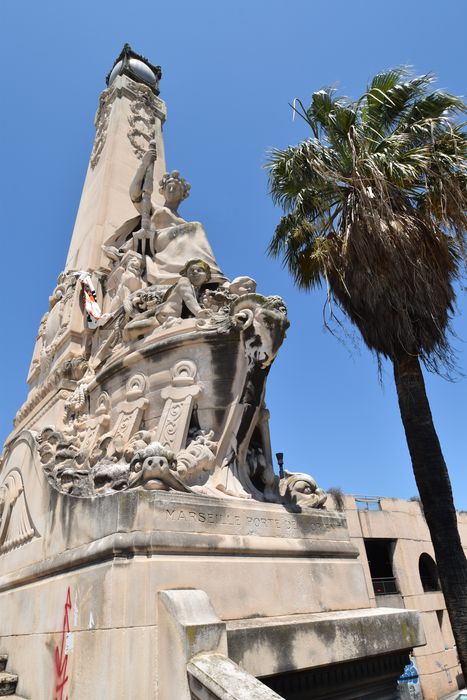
[0,443,424,698]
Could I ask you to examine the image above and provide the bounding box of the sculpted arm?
[130,146,157,214]
[178,278,203,317]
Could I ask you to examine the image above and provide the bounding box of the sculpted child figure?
[156,259,211,324]
[109,253,145,314]
[124,259,211,338]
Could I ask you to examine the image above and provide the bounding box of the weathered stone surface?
[226,607,426,678]
[0,671,18,696]
[188,653,283,700]
[158,589,228,700]
[6,117,322,511]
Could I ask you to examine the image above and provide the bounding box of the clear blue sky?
[1,0,466,508]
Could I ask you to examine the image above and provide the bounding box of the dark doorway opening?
[260,651,409,700]
[364,539,398,596]
[419,553,440,592]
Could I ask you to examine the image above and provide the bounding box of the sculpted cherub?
[156,259,211,324]
[124,259,211,338]
[108,253,145,315]
[226,276,257,296]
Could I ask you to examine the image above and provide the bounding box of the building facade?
[343,494,467,699]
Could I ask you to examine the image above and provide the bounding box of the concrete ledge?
[226,607,426,678]
[0,530,358,593]
[188,653,283,700]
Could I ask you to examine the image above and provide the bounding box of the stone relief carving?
[0,470,38,554]
[123,259,211,339]
[24,268,104,400]
[128,442,191,492]
[63,360,95,423]
[230,294,289,369]
[155,360,201,451]
[90,87,112,169]
[36,371,151,495]
[19,142,326,509]
[90,77,164,170]
[176,431,217,481]
[16,355,90,428]
[27,266,326,506]
[23,260,326,507]
[279,471,328,509]
[34,272,79,379]
[128,83,157,159]
[107,251,146,314]
[37,360,217,496]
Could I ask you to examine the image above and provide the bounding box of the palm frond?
[404,92,465,125]
[365,70,434,135]
[266,68,467,368]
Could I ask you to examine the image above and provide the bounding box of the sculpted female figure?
[127,145,224,285]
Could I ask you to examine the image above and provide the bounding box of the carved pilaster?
[112,373,149,448]
[155,361,202,453]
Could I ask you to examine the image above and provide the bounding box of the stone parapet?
[226,607,425,678]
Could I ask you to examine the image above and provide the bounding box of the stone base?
[0,488,425,698]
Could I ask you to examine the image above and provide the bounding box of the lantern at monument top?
[106,43,162,95]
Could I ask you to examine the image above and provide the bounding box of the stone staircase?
[0,655,26,699]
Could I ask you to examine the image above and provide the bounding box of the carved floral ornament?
[90,77,166,169]
[90,88,113,169]
[128,89,156,160]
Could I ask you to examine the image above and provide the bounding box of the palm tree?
[267,68,467,675]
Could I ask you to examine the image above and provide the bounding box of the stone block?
[157,589,227,700]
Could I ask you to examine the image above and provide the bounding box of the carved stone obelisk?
[66,44,167,272]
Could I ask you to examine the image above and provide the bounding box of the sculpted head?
[280,470,327,509]
[231,294,289,368]
[228,276,257,296]
[181,259,212,287]
[131,442,176,473]
[159,170,191,209]
[130,441,178,490]
[125,254,143,276]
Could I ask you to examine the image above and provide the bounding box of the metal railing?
[354,496,382,511]
[372,577,399,595]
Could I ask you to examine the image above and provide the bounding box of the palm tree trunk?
[393,353,467,679]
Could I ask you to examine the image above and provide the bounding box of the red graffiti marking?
[54,587,72,700]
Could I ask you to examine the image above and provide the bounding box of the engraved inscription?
[166,508,241,527]
[164,507,345,537]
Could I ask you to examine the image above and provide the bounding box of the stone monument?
[0,45,425,699]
